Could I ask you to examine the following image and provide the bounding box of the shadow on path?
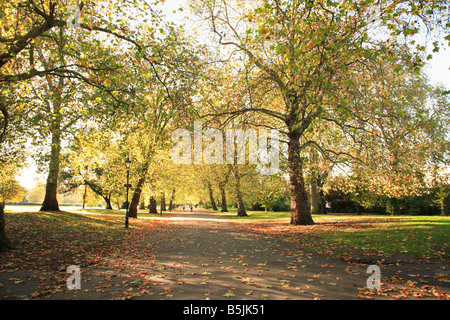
[2,209,445,300]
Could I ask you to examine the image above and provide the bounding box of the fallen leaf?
[223,292,236,297]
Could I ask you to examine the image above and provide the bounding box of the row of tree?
[1,0,449,252]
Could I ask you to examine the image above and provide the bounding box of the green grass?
[1,209,169,271]
[324,216,450,259]
[209,208,450,261]
[206,208,292,220]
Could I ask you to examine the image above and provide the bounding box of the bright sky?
[17,0,450,190]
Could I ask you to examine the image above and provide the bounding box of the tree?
[60,129,126,210]
[257,174,289,212]
[0,156,26,205]
[0,155,25,252]
[27,183,46,204]
[216,166,231,212]
[431,174,450,217]
[192,0,449,225]
[1,0,179,212]
[112,29,202,218]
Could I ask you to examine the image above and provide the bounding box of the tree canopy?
[0,0,449,251]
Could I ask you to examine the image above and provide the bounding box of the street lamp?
[125,158,131,228]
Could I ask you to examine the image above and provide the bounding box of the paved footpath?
[57,210,369,300]
[4,209,444,300]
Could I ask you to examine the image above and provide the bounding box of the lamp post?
[125,158,131,228]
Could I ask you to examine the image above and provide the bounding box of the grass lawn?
[210,208,450,262]
[2,206,448,268]
[0,208,170,271]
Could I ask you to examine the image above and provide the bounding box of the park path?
[0,209,375,300]
[77,208,369,300]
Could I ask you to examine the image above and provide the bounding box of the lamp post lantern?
[125,158,131,228]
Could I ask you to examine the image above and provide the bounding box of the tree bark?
[219,183,228,212]
[0,101,8,145]
[309,148,319,214]
[82,184,87,209]
[0,203,12,252]
[40,124,61,211]
[319,189,327,215]
[168,188,176,211]
[40,42,65,212]
[207,182,218,211]
[128,175,145,218]
[161,192,166,211]
[104,194,112,210]
[128,161,150,218]
[309,178,319,215]
[287,128,314,225]
[84,180,112,210]
[149,196,157,213]
[233,166,247,217]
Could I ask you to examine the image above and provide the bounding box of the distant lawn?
[209,208,450,262]
[4,205,177,218]
[77,208,178,218]
[207,208,291,220]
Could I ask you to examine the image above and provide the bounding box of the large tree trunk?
[232,166,247,217]
[82,184,87,209]
[319,188,327,215]
[128,161,151,218]
[161,192,166,211]
[309,178,319,215]
[207,182,218,211]
[149,196,157,213]
[309,148,319,214]
[0,203,12,252]
[128,175,145,218]
[287,128,314,225]
[168,188,176,211]
[40,37,66,212]
[0,100,10,250]
[219,184,228,212]
[104,193,112,210]
[40,125,61,212]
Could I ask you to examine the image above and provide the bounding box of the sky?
[17,0,450,190]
